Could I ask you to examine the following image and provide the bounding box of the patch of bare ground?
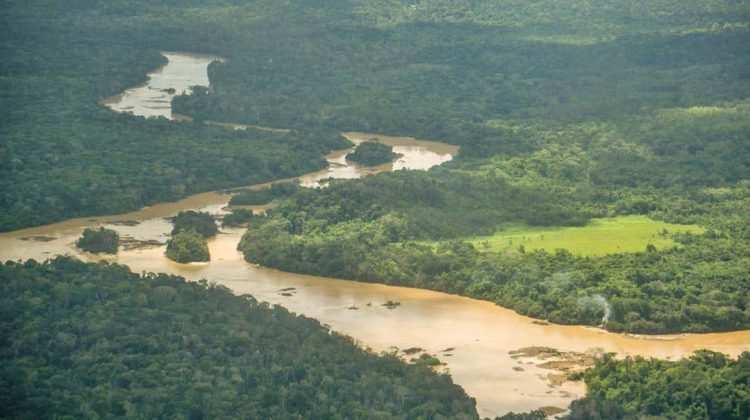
[20,236,57,242]
[510,346,601,387]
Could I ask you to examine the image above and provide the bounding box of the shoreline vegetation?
[345,141,401,167]
[237,170,749,334]
[3,0,750,334]
[0,38,351,232]
[565,351,750,419]
[229,184,302,206]
[165,211,217,263]
[165,229,210,263]
[0,258,478,419]
[2,1,749,417]
[76,227,120,254]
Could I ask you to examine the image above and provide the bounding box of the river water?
[5,52,748,418]
[102,52,222,120]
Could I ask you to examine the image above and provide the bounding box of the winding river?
[102,52,223,120]
[5,52,749,418]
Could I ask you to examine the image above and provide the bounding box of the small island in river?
[165,229,210,263]
[346,141,401,167]
[164,211,216,262]
[76,227,119,254]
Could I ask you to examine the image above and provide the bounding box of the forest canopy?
[0,257,478,419]
[171,211,218,238]
[346,141,399,167]
[0,0,746,333]
[229,184,301,206]
[2,0,748,231]
[76,227,119,254]
[566,351,750,419]
[1,0,749,418]
[166,229,211,263]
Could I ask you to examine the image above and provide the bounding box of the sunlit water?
[300,132,457,188]
[4,52,748,418]
[102,52,222,120]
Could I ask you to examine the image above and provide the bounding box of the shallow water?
[300,132,458,188]
[4,219,749,417]
[102,52,221,119]
[5,51,748,418]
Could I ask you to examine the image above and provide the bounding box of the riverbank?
[4,50,746,418]
[3,205,749,417]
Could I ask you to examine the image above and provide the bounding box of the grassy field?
[464,215,704,257]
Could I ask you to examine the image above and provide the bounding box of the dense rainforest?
[193,0,750,334]
[2,0,749,417]
[221,208,256,227]
[566,351,750,419]
[229,184,302,206]
[164,211,217,263]
[2,0,748,232]
[170,211,219,238]
[0,257,478,419]
[239,164,750,333]
[165,229,211,263]
[346,142,400,167]
[76,227,120,254]
[0,1,351,232]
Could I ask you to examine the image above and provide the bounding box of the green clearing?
[466,216,704,256]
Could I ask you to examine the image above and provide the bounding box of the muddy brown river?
[5,52,748,418]
[102,52,223,120]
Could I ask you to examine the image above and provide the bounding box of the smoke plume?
[577,294,612,324]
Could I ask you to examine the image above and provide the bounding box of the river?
[5,52,748,418]
[102,52,223,120]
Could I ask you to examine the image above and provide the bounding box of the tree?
[171,211,218,238]
[76,227,119,254]
[346,141,400,167]
[165,229,210,263]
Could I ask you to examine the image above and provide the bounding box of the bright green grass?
[466,215,704,257]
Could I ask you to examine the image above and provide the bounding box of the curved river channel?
[6,52,749,418]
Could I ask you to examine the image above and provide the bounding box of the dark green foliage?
[0,257,478,419]
[170,211,218,238]
[0,2,351,232]
[229,184,302,206]
[267,168,593,239]
[346,141,399,167]
[2,0,746,233]
[0,0,746,332]
[2,1,749,416]
[239,166,750,334]
[566,351,750,419]
[414,353,441,367]
[165,229,210,263]
[75,227,119,254]
[2,2,748,417]
[221,208,255,227]
[169,4,750,150]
